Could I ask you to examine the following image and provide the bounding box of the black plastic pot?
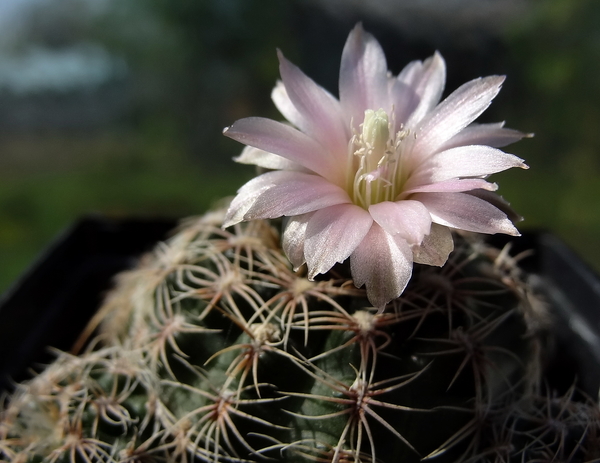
[0,216,176,392]
[0,218,599,398]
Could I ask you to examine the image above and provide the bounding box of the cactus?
[1,209,599,463]
[2,24,600,463]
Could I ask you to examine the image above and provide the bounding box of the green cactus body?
[1,211,599,462]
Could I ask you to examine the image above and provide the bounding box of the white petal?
[350,223,413,309]
[402,178,497,196]
[223,173,276,228]
[411,75,505,156]
[283,214,313,270]
[412,223,454,266]
[278,51,348,157]
[368,200,431,246]
[271,80,306,130]
[234,145,303,171]
[465,189,522,223]
[389,80,419,127]
[223,117,342,184]
[409,145,527,185]
[414,192,520,236]
[339,23,388,129]
[305,203,373,279]
[402,51,446,127]
[243,172,351,220]
[439,122,531,151]
[397,59,423,83]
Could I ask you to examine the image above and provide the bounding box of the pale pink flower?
[222,24,528,309]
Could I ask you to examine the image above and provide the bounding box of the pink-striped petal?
[402,178,497,196]
[389,80,419,127]
[271,80,306,131]
[411,76,505,156]
[368,200,431,245]
[412,224,454,266]
[402,51,446,127]
[223,117,341,184]
[466,189,523,223]
[243,172,351,220]
[414,192,520,236]
[438,122,532,151]
[278,51,348,158]
[350,223,413,309]
[397,59,422,83]
[305,203,373,279]
[339,24,388,129]
[283,213,313,270]
[234,145,304,171]
[409,145,527,186]
[223,173,277,228]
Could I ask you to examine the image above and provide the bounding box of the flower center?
[347,109,408,209]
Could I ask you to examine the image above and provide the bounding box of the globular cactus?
[2,23,600,463]
[1,209,599,463]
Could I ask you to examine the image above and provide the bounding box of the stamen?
[347,108,406,209]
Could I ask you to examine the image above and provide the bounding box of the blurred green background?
[0,0,599,294]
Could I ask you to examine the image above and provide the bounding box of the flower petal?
[402,178,497,196]
[283,213,313,270]
[350,223,413,309]
[223,117,341,183]
[412,223,454,266]
[339,23,388,129]
[368,200,431,245]
[411,75,506,156]
[465,189,523,224]
[408,145,527,186]
[305,203,373,279]
[271,80,306,131]
[223,173,276,228]
[234,145,304,171]
[278,51,348,157]
[439,122,532,151]
[243,172,351,220]
[401,51,446,127]
[413,192,520,236]
[389,80,419,127]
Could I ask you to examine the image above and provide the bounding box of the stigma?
[348,109,407,209]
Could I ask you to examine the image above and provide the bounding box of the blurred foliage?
[499,0,600,271]
[1,0,600,294]
[85,0,295,168]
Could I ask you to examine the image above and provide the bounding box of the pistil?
[348,109,405,209]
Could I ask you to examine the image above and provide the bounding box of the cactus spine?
[2,209,599,462]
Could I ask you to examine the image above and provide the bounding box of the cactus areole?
[3,24,599,463]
